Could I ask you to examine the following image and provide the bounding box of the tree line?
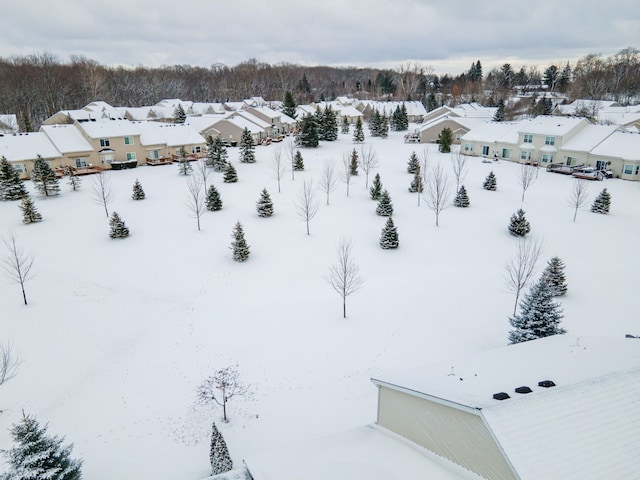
[0,48,638,132]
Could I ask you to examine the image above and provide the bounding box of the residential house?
[460,122,521,160]
[554,124,620,168]
[588,130,640,180]
[371,335,640,480]
[553,99,619,119]
[597,105,640,131]
[0,132,62,179]
[74,118,145,169]
[415,103,497,144]
[40,124,98,169]
[514,116,589,165]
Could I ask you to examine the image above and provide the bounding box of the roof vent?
[493,392,510,401]
[515,386,532,394]
[538,380,556,388]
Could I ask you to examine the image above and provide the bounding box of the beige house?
[371,335,640,480]
[588,130,640,180]
[554,124,620,168]
[40,124,98,169]
[460,121,521,160]
[418,116,490,145]
[74,119,149,169]
[0,132,62,179]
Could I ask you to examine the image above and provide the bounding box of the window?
[14,163,25,173]
[99,138,110,147]
[502,148,511,159]
[455,134,462,141]
[566,157,577,166]
[636,166,639,175]
[149,150,159,159]
[100,154,114,164]
[544,136,555,146]
[75,158,87,168]
[482,145,489,156]
[520,151,531,161]
[126,152,137,161]
[191,146,202,154]
[124,136,134,145]
[523,134,533,143]
[541,154,554,163]
[623,164,634,175]
[595,160,608,170]
[463,143,472,152]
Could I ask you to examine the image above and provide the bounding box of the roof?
[0,132,60,161]
[134,122,205,147]
[244,425,470,480]
[419,116,489,133]
[75,118,140,139]
[589,131,640,161]
[555,99,619,116]
[40,124,94,154]
[559,124,620,153]
[516,116,587,137]
[460,121,521,144]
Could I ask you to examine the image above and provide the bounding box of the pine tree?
[205,135,216,168]
[379,217,399,249]
[109,211,129,238]
[407,151,420,174]
[349,149,359,175]
[376,189,394,216]
[408,171,424,193]
[230,222,250,262]
[2,412,83,480]
[31,155,60,197]
[591,188,611,214]
[282,91,297,119]
[369,173,383,200]
[177,148,193,175]
[493,99,505,122]
[353,116,365,143]
[426,92,438,112]
[173,104,186,123]
[62,166,81,192]
[453,185,470,207]
[223,162,238,183]
[369,110,382,137]
[205,185,223,211]
[239,127,256,163]
[20,195,43,224]
[341,116,350,134]
[207,136,228,172]
[483,171,497,191]
[322,106,338,141]
[508,277,566,344]
[209,421,233,476]
[293,150,304,171]
[508,209,531,237]
[298,114,319,148]
[380,115,389,138]
[542,257,568,296]
[131,179,145,200]
[0,156,28,200]
[256,188,274,217]
[437,127,453,153]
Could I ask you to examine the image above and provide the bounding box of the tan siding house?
[0,132,63,179]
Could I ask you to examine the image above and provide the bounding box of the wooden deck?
[55,166,103,177]
[146,156,173,166]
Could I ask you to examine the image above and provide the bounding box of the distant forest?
[0,47,638,131]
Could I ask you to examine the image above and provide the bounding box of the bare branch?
[423,164,451,227]
[318,162,338,205]
[196,365,250,423]
[0,340,21,386]
[270,146,286,193]
[341,151,354,197]
[450,149,467,193]
[504,238,544,315]
[567,179,590,222]
[519,163,539,203]
[296,180,319,235]
[325,238,364,318]
[185,177,205,231]
[91,171,113,218]
[3,234,34,305]
[195,157,212,193]
[358,145,379,188]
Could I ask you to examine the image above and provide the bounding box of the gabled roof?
[234,111,272,129]
[460,121,521,145]
[190,102,226,115]
[590,131,640,161]
[134,122,205,147]
[516,116,587,136]
[184,114,227,134]
[75,118,139,138]
[0,132,60,161]
[40,124,94,154]
[418,116,489,133]
[560,124,620,153]
[555,99,619,116]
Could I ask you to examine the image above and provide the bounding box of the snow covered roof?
[234,111,272,129]
[224,101,246,112]
[155,99,193,110]
[0,132,60,161]
[125,106,173,121]
[190,103,227,115]
[244,425,468,480]
[248,105,284,121]
[597,111,640,127]
[451,103,497,118]
[184,114,227,133]
[214,115,265,134]
[555,99,619,116]
[516,116,587,137]
[559,124,620,153]
[133,122,205,147]
[418,116,489,133]
[589,131,640,161]
[75,118,139,139]
[40,124,94,153]
[372,335,640,480]
[460,121,521,144]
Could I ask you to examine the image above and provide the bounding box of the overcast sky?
[3,0,638,75]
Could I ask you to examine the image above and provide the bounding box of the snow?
[1,128,639,480]
[40,125,94,154]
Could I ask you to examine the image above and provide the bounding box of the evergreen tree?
[407,151,420,174]
[591,188,611,214]
[209,421,233,476]
[349,149,359,176]
[239,128,256,163]
[369,173,383,200]
[205,135,216,168]
[369,110,382,137]
[2,412,83,480]
[483,171,497,191]
[173,104,186,123]
[109,211,129,239]
[493,99,505,122]
[205,185,223,211]
[223,162,238,183]
[31,155,60,197]
[508,277,566,344]
[453,185,470,207]
[256,188,274,217]
[541,256,568,296]
[408,171,424,193]
[230,221,250,262]
[341,116,350,134]
[298,114,319,148]
[353,116,365,143]
[206,136,229,172]
[62,166,81,192]
[293,150,305,171]
[379,217,399,249]
[131,179,145,200]
[282,91,297,119]
[379,115,389,138]
[20,195,42,224]
[508,208,531,237]
[437,127,453,153]
[376,189,393,216]
[322,106,338,141]
[177,148,193,175]
[0,156,28,200]
[426,92,438,112]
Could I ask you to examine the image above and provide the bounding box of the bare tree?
[342,152,354,197]
[318,162,338,206]
[286,138,297,181]
[0,340,20,386]
[568,179,590,222]
[359,145,379,188]
[296,180,319,235]
[197,365,250,423]
[519,163,539,202]
[270,146,286,193]
[195,157,212,193]
[91,171,113,218]
[451,149,468,192]
[3,235,34,306]
[326,238,364,318]
[504,238,544,315]
[186,177,205,231]
[424,164,451,227]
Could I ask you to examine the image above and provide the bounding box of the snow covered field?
[1,128,639,479]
